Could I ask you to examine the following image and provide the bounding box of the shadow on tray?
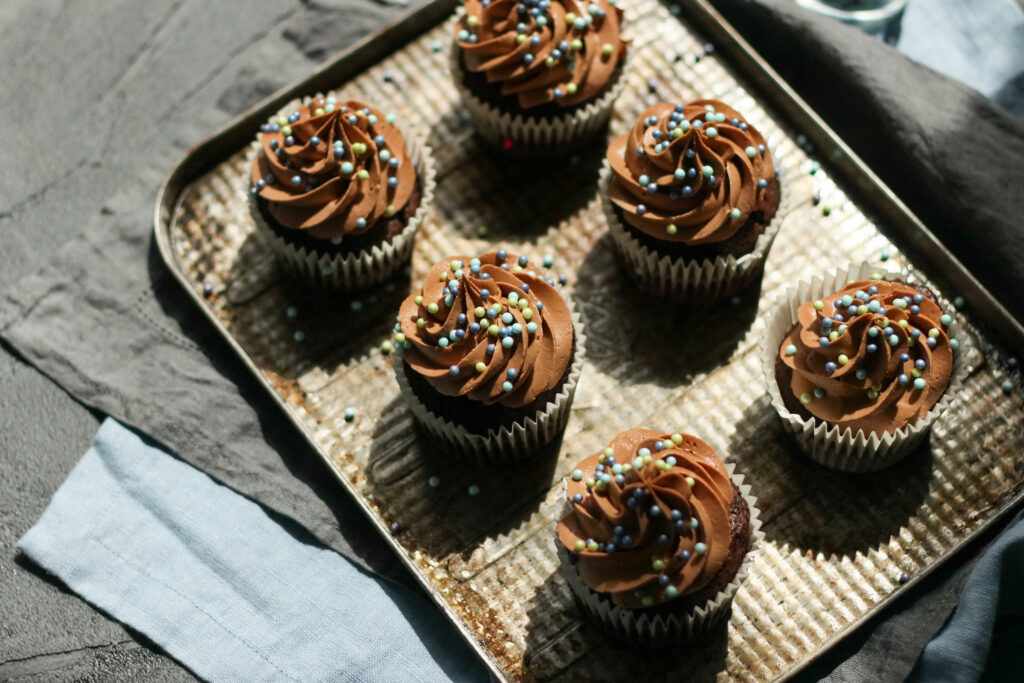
[573,234,762,388]
[364,394,563,561]
[220,231,412,380]
[522,564,729,681]
[427,115,607,243]
[728,394,933,558]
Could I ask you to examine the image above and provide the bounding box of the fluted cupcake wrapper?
[247,126,436,291]
[600,162,792,301]
[557,463,763,645]
[761,262,968,472]
[449,39,630,153]
[393,305,586,464]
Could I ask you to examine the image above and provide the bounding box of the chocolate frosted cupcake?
[764,264,964,471]
[451,0,629,151]
[601,99,786,299]
[248,93,435,290]
[391,249,586,462]
[556,429,762,643]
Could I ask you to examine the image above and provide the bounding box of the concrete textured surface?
[0,0,1017,680]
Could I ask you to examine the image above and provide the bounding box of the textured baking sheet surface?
[167,1,1024,679]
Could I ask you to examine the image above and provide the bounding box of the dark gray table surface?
[0,1,1018,680]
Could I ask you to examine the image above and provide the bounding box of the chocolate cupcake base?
[393,306,587,464]
[600,163,790,301]
[449,42,630,154]
[248,131,436,291]
[762,262,966,472]
[558,465,763,645]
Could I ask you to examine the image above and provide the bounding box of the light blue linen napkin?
[17,418,488,683]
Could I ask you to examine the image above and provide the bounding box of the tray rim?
[152,1,1024,680]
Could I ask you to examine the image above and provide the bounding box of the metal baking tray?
[154,0,1024,679]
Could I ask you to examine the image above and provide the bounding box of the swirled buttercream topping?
[606,99,776,244]
[393,250,574,409]
[454,0,627,110]
[557,429,735,608]
[778,278,956,435]
[250,94,415,240]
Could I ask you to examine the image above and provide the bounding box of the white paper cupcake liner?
[247,126,436,291]
[600,162,791,301]
[557,463,763,645]
[449,40,630,152]
[761,262,967,472]
[393,305,586,464]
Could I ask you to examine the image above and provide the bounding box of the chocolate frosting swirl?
[395,250,574,409]
[557,429,735,608]
[778,279,955,436]
[454,0,627,110]
[250,95,415,239]
[607,99,776,244]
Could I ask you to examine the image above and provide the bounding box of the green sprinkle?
[671,433,683,444]
[813,300,825,311]
[685,476,695,487]
[666,224,678,235]
[586,540,599,552]
[800,392,812,404]
[822,205,832,216]
[838,354,849,365]
[574,540,585,551]
[380,341,393,355]
[651,559,666,571]
[427,303,439,314]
